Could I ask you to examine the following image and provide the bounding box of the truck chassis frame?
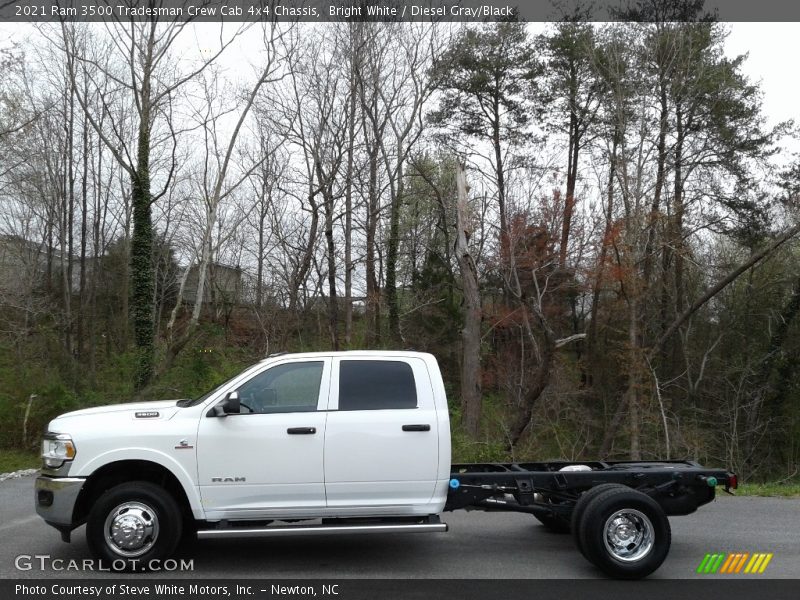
[441,459,736,578]
[446,459,735,517]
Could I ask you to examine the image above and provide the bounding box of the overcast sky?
[2,21,799,153]
[727,23,800,129]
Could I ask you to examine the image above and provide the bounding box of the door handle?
[402,424,431,432]
[287,427,316,435]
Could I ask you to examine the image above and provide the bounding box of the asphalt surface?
[1,474,798,579]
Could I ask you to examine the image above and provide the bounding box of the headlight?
[42,433,76,468]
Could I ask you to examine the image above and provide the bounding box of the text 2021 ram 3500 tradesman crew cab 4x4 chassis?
[35,351,736,579]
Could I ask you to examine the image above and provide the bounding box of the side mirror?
[223,391,240,414]
[212,391,240,417]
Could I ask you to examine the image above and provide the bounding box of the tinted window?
[338,360,417,410]
[236,362,323,414]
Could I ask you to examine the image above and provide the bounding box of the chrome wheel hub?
[104,502,159,557]
[603,508,654,562]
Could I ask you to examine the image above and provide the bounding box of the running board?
[197,521,448,540]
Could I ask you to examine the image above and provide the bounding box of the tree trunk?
[627,300,642,460]
[77,81,89,361]
[506,317,555,451]
[455,161,482,437]
[559,66,580,267]
[642,77,669,286]
[492,106,508,254]
[669,102,687,378]
[167,253,194,338]
[344,57,356,345]
[599,301,643,460]
[365,130,381,347]
[256,191,266,309]
[191,205,214,326]
[130,37,156,389]
[323,189,339,350]
[385,157,403,340]
[88,131,104,386]
[344,21,362,347]
[285,192,319,345]
[62,77,75,358]
[587,131,618,384]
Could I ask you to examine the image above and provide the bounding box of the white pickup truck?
[35,351,736,579]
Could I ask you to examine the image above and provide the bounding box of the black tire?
[533,512,571,533]
[86,481,183,571]
[577,487,671,579]
[571,483,626,557]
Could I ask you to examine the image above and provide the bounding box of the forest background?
[2,2,800,490]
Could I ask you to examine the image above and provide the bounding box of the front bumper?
[35,475,85,531]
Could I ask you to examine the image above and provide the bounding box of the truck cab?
[194,352,451,519]
[35,351,451,567]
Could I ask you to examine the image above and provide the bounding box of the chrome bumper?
[35,475,85,528]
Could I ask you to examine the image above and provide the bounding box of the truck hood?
[53,399,183,421]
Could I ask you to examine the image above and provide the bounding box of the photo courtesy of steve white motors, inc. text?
[14,583,339,597]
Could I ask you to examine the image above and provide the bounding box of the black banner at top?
[3,0,800,23]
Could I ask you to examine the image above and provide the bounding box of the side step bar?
[197,521,448,540]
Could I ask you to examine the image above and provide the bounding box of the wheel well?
[74,460,193,526]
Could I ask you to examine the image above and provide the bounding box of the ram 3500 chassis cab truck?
[35,351,736,579]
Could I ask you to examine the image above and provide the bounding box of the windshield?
[177,363,259,407]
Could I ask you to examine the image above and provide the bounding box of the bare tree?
[187,22,294,333]
[58,16,245,386]
[454,161,482,436]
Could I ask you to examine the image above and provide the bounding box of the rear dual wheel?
[571,483,625,556]
[573,485,671,579]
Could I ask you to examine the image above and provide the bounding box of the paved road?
[2,474,798,579]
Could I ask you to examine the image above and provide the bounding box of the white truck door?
[197,358,331,519]
[323,357,439,509]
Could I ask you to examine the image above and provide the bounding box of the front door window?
[235,361,324,414]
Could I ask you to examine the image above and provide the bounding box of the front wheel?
[577,487,671,579]
[86,481,183,571]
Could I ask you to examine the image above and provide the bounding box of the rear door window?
[338,360,417,411]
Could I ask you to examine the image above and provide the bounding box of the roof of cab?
[259,350,434,362]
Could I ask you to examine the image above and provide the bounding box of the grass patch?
[735,482,800,498]
[0,449,39,474]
